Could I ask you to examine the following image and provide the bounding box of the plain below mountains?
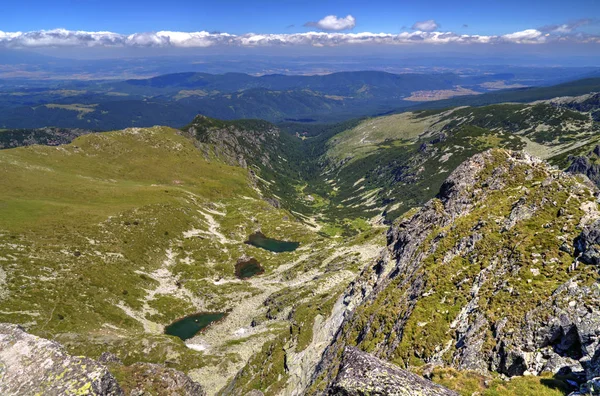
[0,69,599,130]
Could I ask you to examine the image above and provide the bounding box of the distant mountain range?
[0,70,599,130]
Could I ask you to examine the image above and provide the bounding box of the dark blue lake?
[244,232,299,253]
[165,312,226,341]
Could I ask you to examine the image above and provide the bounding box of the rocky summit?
[0,323,123,395]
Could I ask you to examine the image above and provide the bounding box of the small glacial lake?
[235,257,264,279]
[165,312,226,341]
[244,232,299,253]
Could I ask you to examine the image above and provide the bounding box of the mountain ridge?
[304,149,600,394]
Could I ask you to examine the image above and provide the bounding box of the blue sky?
[1,0,598,35]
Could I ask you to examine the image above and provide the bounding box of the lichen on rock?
[327,347,458,395]
[0,323,123,395]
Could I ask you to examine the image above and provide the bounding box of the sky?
[0,0,599,59]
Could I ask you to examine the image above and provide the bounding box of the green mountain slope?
[314,93,600,222]
[0,126,384,394]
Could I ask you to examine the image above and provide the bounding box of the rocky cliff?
[567,145,600,188]
[308,149,600,394]
[182,115,285,169]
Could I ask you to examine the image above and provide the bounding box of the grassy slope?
[0,126,386,394]
[317,99,599,221]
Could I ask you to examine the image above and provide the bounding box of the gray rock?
[575,219,600,265]
[0,323,123,395]
[244,391,265,396]
[264,197,281,209]
[327,347,459,395]
[567,154,600,187]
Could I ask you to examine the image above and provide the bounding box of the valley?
[0,85,600,395]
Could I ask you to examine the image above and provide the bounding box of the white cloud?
[501,29,546,44]
[411,20,440,32]
[551,24,572,34]
[155,31,234,47]
[304,15,356,31]
[0,27,596,49]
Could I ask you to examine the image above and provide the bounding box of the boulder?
[123,362,206,396]
[327,347,458,395]
[0,323,123,395]
[575,219,600,265]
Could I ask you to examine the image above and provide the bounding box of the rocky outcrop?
[309,149,600,393]
[327,347,458,395]
[0,324,206,396]
[0,323,123,395]
[183,115,282,169]
[575,219,600,265]
[567,152,600,187]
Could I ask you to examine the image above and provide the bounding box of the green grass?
[425,367,572,396]
[0,126,324,373]
[0,127,250,231]
[325,112,435,165]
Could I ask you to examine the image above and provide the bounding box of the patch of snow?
[234,328,248,336]
[186,342,208,352]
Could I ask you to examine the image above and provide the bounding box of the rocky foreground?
[0,322,454,395]
[327,347,458,395]
[0,323,205,395]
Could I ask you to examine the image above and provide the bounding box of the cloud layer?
[0,28,598,49]
[304,15,356,31]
